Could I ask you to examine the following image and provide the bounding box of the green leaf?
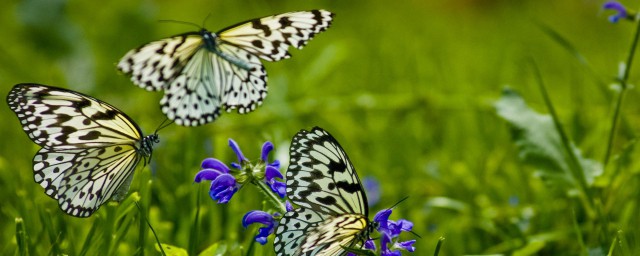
[494,88,602,189]
[156,243,188,256]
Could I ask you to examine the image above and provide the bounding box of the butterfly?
[274,127,375,255]
[6,83,160,217]
[117,10,334,126]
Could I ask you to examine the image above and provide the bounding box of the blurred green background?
[1,0,640,255]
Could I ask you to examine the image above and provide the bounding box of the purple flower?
[374,209,393,231]
[374,208,416,255]
[242,210,279,245]
[603,1,629,23]
[393,240,416,252]
[194,158,240,203]
[380,232,401,256]
[364,239,376,251]
[209,174,238,203]
[261,141,286,198]
[194,139,287,203]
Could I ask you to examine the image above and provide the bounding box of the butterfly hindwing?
[34,145,140,217]
[275,127,370,256]
[7,83,156,217]
[117,10,333,126]
[158,43,266,126]
[275,208,325,255]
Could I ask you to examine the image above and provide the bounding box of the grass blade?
[15,218,28,256]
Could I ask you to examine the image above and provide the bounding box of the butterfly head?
[139,134,158,157]
[200,29,218,51]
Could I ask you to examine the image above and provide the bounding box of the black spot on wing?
[279,17,292,27]
[90,109,118,120]
[79,130,101,140]
[251,20,271,36]
[251,40,264,49]
[336,181,361,194]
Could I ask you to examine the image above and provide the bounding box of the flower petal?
[603,1,628,23]
[229,139,247,162]
[261,141,274,162]
[201,158,230,173]
[395,240,416,252]
[269,180,286,198]
[209,174,238,203]
[242,210,273,227]
[194,169,222,182]
[268,159,281,170]
[374,209,393,230]
[396,219,414,232]
[364,239,376,251]
[380,231,392,251]
[285,201,294,212]
[381,250,401,256]
[265,165,284,180]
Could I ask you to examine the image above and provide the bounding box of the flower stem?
[531,60,594,215]
[603,12,640,166]
[253,180,287,213]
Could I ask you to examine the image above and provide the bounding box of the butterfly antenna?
[383,196,422,238]
[389,196,409,209]
[410,230,422,239]
[158,19,202,30]
[201,12,212,28]
[154,118,174,135]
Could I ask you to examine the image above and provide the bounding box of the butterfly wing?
[275,208,325,256]
[117,10,332,126]
[286,127,368,216]
[159,43,267,126]
[275,127,369,255]
[34,145,140,217]
[7,83,149,217]
[219,10,334,61]
[7,84,144,148]
[117,33,204,91]
[275,207,369,256]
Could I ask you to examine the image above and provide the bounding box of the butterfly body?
[7,84,157,217]
[275,127,373,256]
[118,10,334,126]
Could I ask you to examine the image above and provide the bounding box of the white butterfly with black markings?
[7,83,160,217]
[118,10,334,126]
[274,127,375,255]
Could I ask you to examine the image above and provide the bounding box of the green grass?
[1,0,640,255]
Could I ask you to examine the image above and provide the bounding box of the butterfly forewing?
[219,10,334,61]
[118,33,204,91]
[275,127,371,256]
[7,84,143,149]
[286,128,368,216]
[117,10,333,126]
[7,84,155,217]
